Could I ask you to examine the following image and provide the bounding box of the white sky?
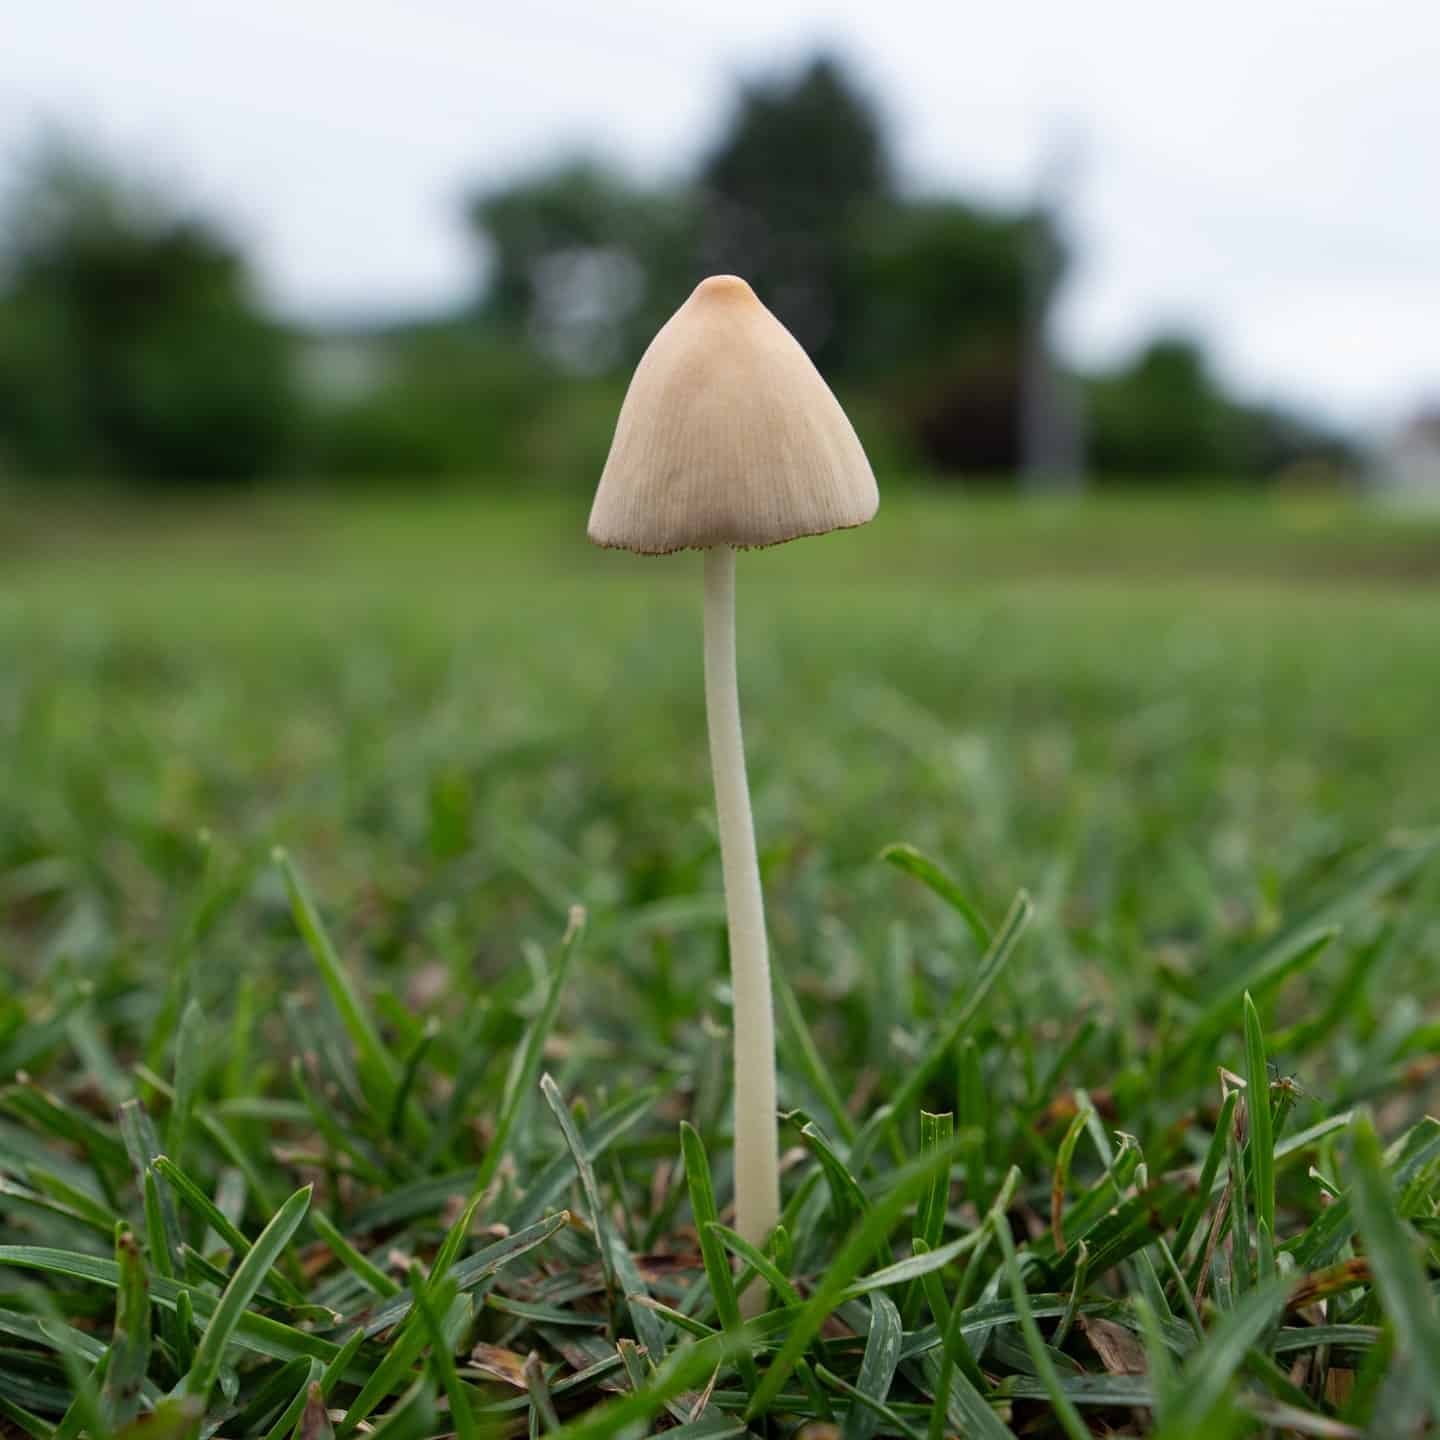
[3,0,1437,432]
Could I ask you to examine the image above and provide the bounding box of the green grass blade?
[141,1168,173,1286]
[473,906,586,1200]
[408,1265,477,1440]
[843,1225,989,1297]
[1174,1089,1239,1260]
[886,892,1032,1131]
[0,1394,54,1440]
[164,999,205,1171]
[153,1155,311,1307]
[0,1253,344,1371]
[916,1111,953,1251]
[172,1288,196,1376]
[880,844,992,951]
[285,1378,332,1440]
[1290,1116,1440,1269]
[364,1376,434,1440]
[746,1135,964,1418]
[841,1292,903,1440]
[797,1116,869,1233]
[1242,992,1276,1246]
[253,1361,324,1440]
[356,1211,570,1336]
[993,1221,1088,1440]
[119,1103,182,1271]
[1227,1127,1253,1295]
[604,1225,669,1369]
[100,1228,150,1430]
[181,1182,312,1401]
[539,1074,617,1321]
[1174,834,1438,1073]
[915,1345,1012,1440]
[776,968,857,1143]
[1050,1176,1191,1282]
[526,1347,564,1433]
[22,1166,121,1234]
[532,1328,750,1440]
[1171,1274,1288,1421]
[21,1286,109,1440]
[4,1080,129,1182]
[275,848,399,1107]
[387,1020,438,1140]
[1346,1111,1440,1417]
[1169,928,1336,1070]
[229,1356,314,1435]
[957,1039,987,1212]
[680,1122,755,1386]
[309,1209,401,1299]
[508,1087,659,1229]
[337,1322,429,1437]
[705,1222,803,1306]
[1050,1103,1091,1255]
[817,1362,925,1440]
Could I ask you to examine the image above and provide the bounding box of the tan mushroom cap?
[588,275,878,554]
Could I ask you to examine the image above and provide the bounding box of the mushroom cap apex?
[587,274,878,555]
[692,274,757,303]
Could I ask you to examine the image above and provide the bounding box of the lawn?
[1,488,1438,1437]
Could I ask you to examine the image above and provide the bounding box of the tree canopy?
[0,139,292,482]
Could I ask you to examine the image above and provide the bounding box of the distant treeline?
[0,59,1352,488]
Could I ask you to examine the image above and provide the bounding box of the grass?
[1,487,1438,1438]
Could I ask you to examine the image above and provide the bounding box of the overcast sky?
[4,0,1436,431]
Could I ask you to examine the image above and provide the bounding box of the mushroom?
[589,275,878,1288]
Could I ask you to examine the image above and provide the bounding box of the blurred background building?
[1,3,1435,494]
[1378,408,1440,507]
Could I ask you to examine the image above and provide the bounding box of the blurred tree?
[1086,336,1249,480]
[1233,401,1357,482]
[846,200,1057,473]
[300,323,624,487]
[464,56,1051,476]
[0,139,293,482]
[697,54,890,369]
[469,161,699,372]
[459,52,1348,487]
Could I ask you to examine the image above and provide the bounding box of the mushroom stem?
[702,544,780,1299]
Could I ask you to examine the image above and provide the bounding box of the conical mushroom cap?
[588,275,878,554]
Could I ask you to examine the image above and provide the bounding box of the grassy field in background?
[1,489,1438,1437]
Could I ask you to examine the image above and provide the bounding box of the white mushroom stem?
[702,544,780,1305]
